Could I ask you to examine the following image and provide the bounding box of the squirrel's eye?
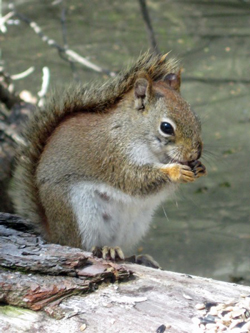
[160,122,174,136]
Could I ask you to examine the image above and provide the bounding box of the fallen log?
[0,212,250,332]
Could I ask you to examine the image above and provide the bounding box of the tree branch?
[138,0,160,54]
[0,213,132,314]
[9,4,116,77]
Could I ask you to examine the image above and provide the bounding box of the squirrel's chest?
[69,181,175,251]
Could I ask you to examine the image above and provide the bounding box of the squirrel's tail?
[10,87,88,225]
[10,52,179,224]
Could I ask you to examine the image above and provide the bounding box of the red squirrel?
[11,53,206,260]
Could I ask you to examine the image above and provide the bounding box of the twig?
[0,81,22,109]
[60,3,80,82]
[11,66,35,80]
[0,108,9,119]
[65,49,114,74]
[10,4,116,77]
[37,67,50,108]
[0,11,14,33]
[0,121,27,146]
[60,5,68,48]
[138,0,159,54]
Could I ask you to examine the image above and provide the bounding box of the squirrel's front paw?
[161,163,196,183]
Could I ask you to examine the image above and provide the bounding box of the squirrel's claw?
[190,160,207,178]
[92,245,125,261]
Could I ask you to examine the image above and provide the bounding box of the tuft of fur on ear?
[163,69,182,92]
[134,77,152,110]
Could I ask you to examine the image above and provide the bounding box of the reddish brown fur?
[11,52,206,247]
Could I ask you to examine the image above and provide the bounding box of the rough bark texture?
[0,212,250,333]
[0,213,131,315]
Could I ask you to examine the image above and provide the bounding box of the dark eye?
[160,122,174,136]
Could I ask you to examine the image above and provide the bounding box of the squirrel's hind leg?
[38,182,83,248]
[92,245,125,261]
[92,246,161,269]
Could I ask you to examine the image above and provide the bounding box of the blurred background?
[0,0,250,283]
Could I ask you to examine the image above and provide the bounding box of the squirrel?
[11,52,206,261]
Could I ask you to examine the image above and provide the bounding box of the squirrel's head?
[132,72,203,164]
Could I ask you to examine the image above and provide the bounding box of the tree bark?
[0,212,250,332]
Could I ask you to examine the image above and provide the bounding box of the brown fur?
[10,52,206,247]
[11,53,179,225]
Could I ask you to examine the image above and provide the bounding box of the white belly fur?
[69,181,176,251]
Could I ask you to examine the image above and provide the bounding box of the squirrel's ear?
[134,77,151,110]
[163,70,181,92]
